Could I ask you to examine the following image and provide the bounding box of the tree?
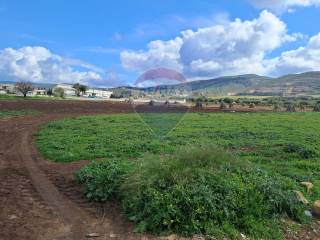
[47,88,53,96]
[73,83,81,96]
[286,103,296,112]
[53,87,65,98]
[314,103,320,112]
[220,101,228,110]
[79,85,87,95]
[73,83,87,96]
[15,81,34,98]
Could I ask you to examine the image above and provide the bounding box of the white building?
[0,83,15,94]
[86,88,113,98]
[53,84,76,96]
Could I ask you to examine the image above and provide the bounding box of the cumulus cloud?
[267,33,320,75]
[0,46,102,84]
[248,0,320,13]
[121,37,183,73]
[121,11,298,80]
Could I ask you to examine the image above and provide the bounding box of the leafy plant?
[76,159,133,201]
[119,145,305,238]
[283,144,316,159]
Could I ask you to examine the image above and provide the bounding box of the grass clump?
[0,109,38,118]
[76,145,306,239]
[76,159,133,201]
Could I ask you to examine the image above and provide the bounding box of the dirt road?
[0,100,152,240]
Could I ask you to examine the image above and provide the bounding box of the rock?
[85,233,100,238]
[192,235,205,240]
[304,210,313,217]
[312,200,320,217]
[240,233,247,239]
[8,215,17,220]
[301,182,313,192]
[294,191,309,205]
[109,233,117,238]
[162,234,187,240]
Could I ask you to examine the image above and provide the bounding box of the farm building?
[85,88,113,98]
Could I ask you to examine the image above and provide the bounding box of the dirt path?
[0,101,152,240]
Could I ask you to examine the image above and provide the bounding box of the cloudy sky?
[0,0,320,87]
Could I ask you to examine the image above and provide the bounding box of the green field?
[0,94,64,101]
[36,112,320,238]
[0,110,39,118]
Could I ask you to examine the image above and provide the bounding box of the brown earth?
[0,100,319,240]
[0,100,154,240]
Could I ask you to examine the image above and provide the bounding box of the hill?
[111,72,320,97]
[2,71,320,97]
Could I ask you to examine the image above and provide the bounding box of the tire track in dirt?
[19,131,94,239]
[0,101,153,239]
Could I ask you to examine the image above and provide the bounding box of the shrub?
[53,87,65,98]
[149,100,155,106]
[283,144,316,159]
[195,101,203,108]
[314,103,320,112]
[229,102,235,109]
[286,103,296,112]
[76,159,133,201]
[249,103,255,108]
[273,104,282,111]
[76,145,306,239]
[223,98,233,104]
[220,101,228,110]
[120,145,305,238]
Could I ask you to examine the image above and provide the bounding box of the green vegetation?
[37,112,320,239]
[0,109,38,118]
[76,146,306,239]
[0,93,63,101]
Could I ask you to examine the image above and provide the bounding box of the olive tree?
[15,81,34,98]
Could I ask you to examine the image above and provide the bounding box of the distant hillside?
[117,72,320,97]
[3,71,320,97]
[244,72,320,96]
[110,74,272,97]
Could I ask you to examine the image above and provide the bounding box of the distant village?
[0,82,113,99]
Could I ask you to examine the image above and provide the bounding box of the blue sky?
[1,0,320,87]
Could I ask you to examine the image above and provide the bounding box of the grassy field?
[36,112,320,238]
[0,94,64,101]
[0,110,39,118]
[37,112,320,199]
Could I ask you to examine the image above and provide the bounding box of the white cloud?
[248,0,320,13]
[121,37,183,73]
[0,46,102,84]
[121,11,297,80]
[267,33,320,75]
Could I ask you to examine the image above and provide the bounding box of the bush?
[149,100,155,106]
[220,101,228,110]
[195,101,203,108]
[314,103,320,112]
[249,103,255,108]
[273,104,282,111]
[283,144,316,159]
[286,103,296,112]
[53,87,65,98]
[76,145,306,239]
[76,159,133,201]
[120,145,305,238]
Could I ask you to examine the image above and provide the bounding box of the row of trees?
[14,81,87,98]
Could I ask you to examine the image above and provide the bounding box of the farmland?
[36,111,320,239]
[0,109,38,118]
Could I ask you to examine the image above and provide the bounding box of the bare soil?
[0,100,153,240]
[0,100,319,240]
